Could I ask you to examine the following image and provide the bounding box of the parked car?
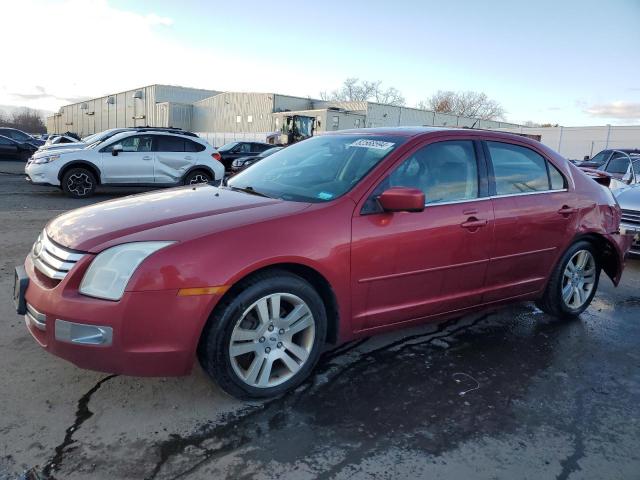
[0,127,44,147]
[38,127,199,153]
[230,146,284,174]
[25,130,224,198]
[14,127,631,399]
[578,148,640,168]
[0,135,38,160]
[44,134,80,146]
[617,186,640,256]
[216,141,274,170]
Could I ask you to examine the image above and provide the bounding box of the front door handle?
[558,205,577,216]
[460,217,487,230]
[142,155,152,160]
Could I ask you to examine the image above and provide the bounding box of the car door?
[351,139,494,332]
[483,140,574,303]
[153,135,204,183]
[0,136,19,157]
[100,135,155,183]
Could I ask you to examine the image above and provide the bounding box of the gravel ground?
[1,158,639,480]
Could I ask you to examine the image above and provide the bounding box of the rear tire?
[536,240,601,317]
[198,270,327,399]
[184,169,212,185]
[61,167,97,198]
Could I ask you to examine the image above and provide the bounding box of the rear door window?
[487,142,564,195]
[156,136,186,152]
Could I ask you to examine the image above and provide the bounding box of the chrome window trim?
[423,196,490,208]
[490,188,568,199]
[420,189,568,208]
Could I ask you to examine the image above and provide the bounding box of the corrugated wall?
[46,84,217,135]
[498,125,640,160]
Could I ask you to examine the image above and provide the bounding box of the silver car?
[611,154,640,255]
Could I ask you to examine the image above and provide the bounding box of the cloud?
[584,101,640,119]
[9,86,90,105]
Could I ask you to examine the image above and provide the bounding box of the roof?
[328,126,527,138]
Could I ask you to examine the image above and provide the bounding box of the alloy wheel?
[561,249,596,309]
[67,172,93,197]
[189,174,210,184]
[229,292,315,388]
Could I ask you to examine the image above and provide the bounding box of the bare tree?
[418,90,505,120]
[0,107,46,133]
[320,78,405,106]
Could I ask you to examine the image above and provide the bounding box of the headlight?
[33,154,60,164]
[79,241,174,301]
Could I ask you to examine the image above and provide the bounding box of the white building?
[499,125,640,160]
[47,84,520,145]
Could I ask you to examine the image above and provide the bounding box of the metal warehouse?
[47,84,520,145]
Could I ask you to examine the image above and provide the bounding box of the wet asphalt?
[0,158,639,479]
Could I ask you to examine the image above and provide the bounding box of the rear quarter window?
[185,140,205,152]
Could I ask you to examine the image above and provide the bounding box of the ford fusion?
[14,128,631,399]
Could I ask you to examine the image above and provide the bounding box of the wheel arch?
[183,165,216,182]
[58,160,102,185]
[571,232,622,285]
[211,262,340,345]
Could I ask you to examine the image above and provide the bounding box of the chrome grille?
[621,209,640,226]
[31,231,85,280]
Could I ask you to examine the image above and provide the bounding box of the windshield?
[227,135,405,202]
[589,151,608,165]
[218,142,239,152]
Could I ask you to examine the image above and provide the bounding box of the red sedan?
[14,128,632,399]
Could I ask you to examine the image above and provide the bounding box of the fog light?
[55,319,113,346]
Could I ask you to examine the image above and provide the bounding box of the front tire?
[536,240,601,317]
[198,270,327,399]
[61,167,97,198]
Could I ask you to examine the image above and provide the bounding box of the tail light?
[212,152,221,161]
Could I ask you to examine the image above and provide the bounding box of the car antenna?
[470,119,479,129]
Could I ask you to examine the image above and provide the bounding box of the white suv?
[25,130,225,198]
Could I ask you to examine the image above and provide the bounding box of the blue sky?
[3,0,639,125]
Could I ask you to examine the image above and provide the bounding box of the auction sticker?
[348,139,395,150]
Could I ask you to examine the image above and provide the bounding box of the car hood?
[38,142,86,152]
[615,185,640,211]
[46,185,311,253]
[33,146,86,158]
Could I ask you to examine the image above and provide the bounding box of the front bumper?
[19,255,220,376]
[620,222,640,256]
[24,161,60,186]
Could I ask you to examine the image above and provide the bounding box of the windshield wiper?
[225,185,272,198]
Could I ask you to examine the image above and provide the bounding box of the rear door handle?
[558,205,577,216]
[185,155,193,161]
[142,155,152,161]
[460,217,487,230]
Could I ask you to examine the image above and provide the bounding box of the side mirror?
[583,155,590,160]
[111,144,123,156]
[378,187,425,213]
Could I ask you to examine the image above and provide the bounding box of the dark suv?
[216,141,274,170]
